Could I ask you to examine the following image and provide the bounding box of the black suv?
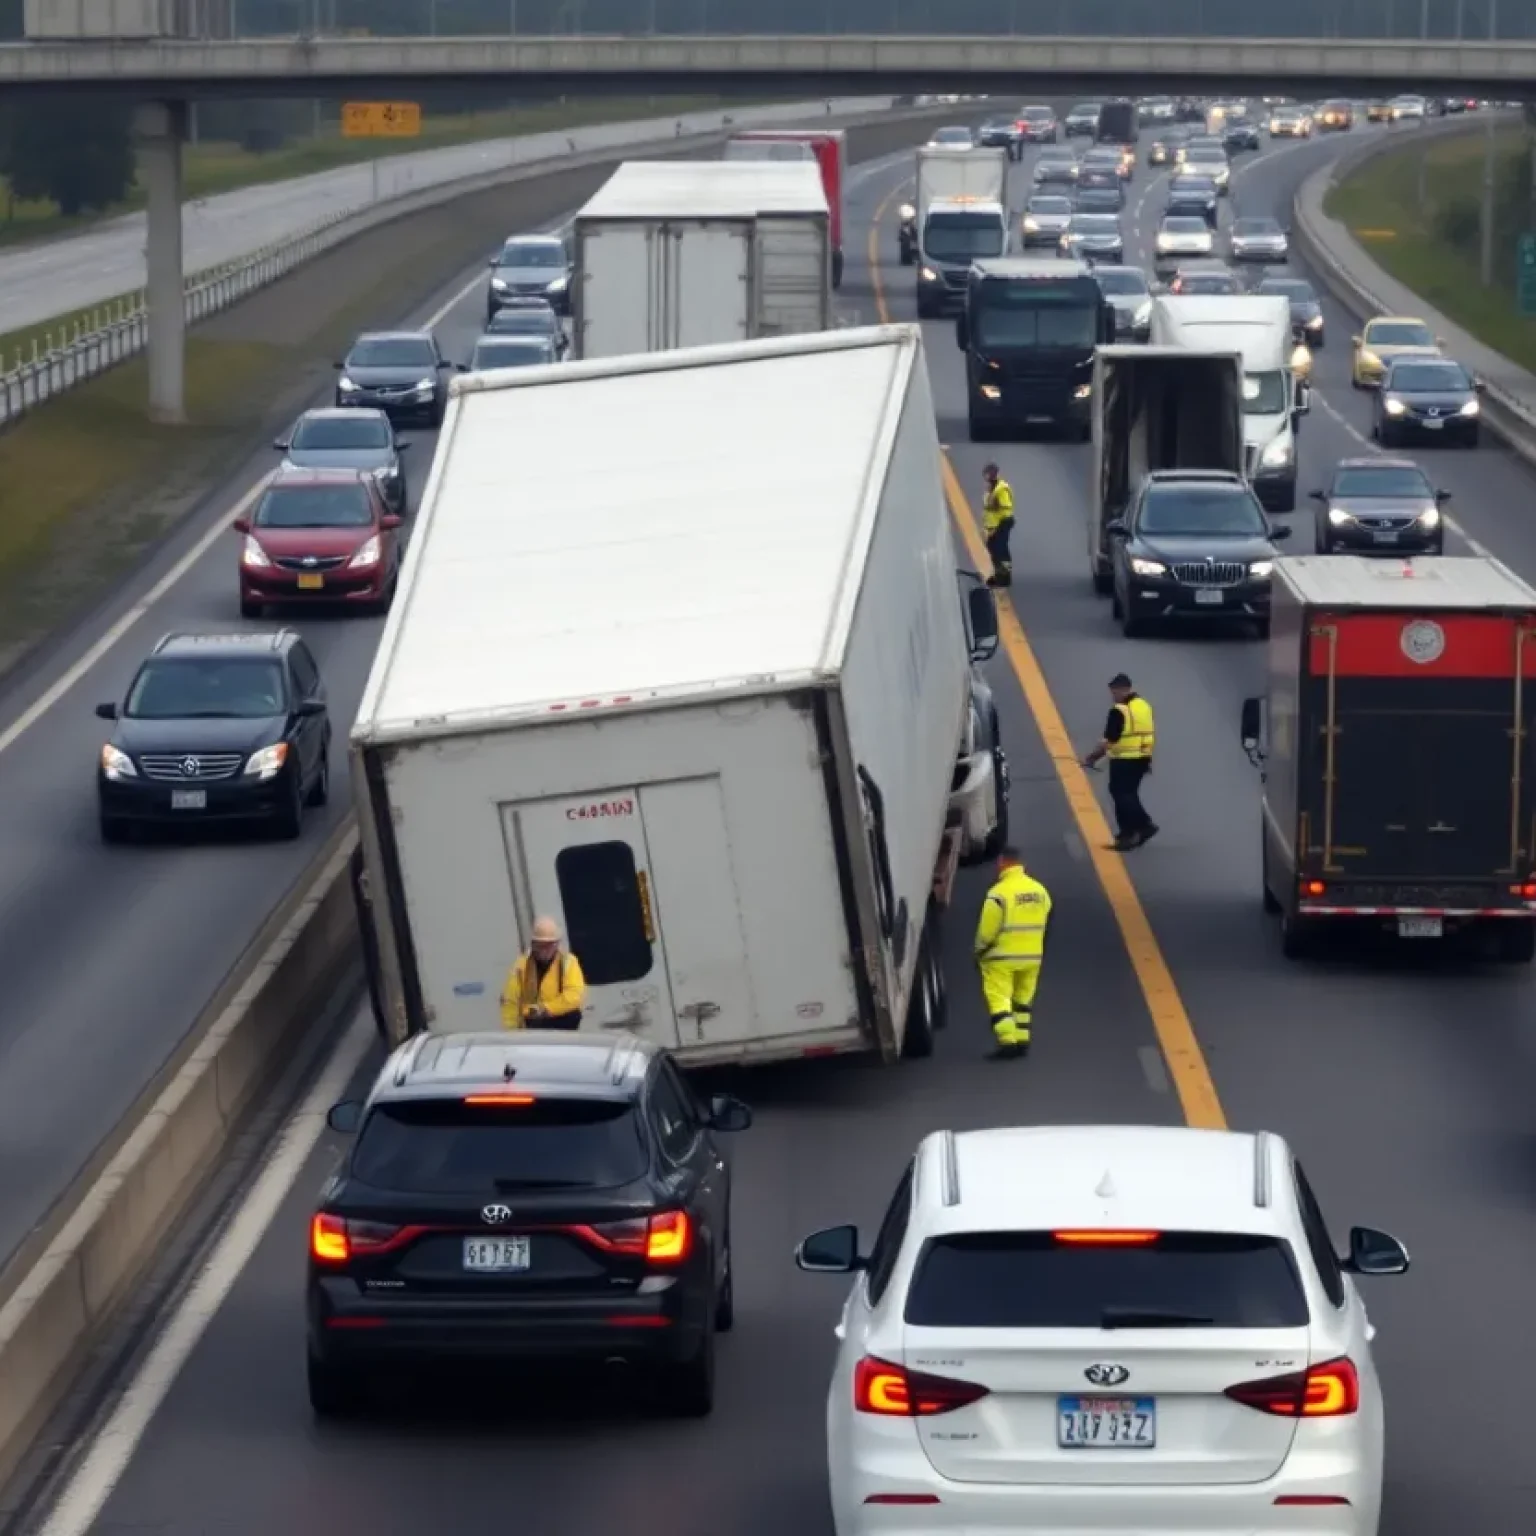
[96,630,330,842]
[307,1030,752,1418]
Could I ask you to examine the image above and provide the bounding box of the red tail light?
[568,1211,693,1264]
[1226,1357,1360,1417]
[854,1356,989,1417]
[1052,1230,1159,1245]
[309,1214,420,1263]
[310,1213,348,1263]
[463,1093,535,1105]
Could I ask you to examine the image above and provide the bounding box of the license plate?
[170,789,206,810]
[1371,531,1398,543]
[1058,1396,1156,1448]
[462,1235,530,1272]
[1422,417,1444,429]
[1193,587,1224,604]
[1398,915,1443,938]
[296,573,324,590]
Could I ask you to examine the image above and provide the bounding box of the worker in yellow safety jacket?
[974,848,1052,1060]
[981,463,1015,589]
[500,916,587,1030]
[1082,672,1158,851]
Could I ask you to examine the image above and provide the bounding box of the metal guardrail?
[0,96,902,429]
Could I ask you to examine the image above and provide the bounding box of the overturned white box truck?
[350,325,1008,1068]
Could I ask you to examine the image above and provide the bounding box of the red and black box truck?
[1242,554,1536,961]
[725,128,846,288]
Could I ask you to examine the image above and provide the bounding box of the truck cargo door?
[669,222,752,347]
[502,791,679,1047]
[754,216,827,336]
[636,777,759,1052]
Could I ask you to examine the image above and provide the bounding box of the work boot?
[1107,835,1138,852]
[989,1041,1029,1060]
[1137,823,1161,845]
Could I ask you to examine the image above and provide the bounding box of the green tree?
[0,97,134,217]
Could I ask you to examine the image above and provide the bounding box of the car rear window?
[351,1098,647,1195]
[291,415,390,450]
[905,1231,1310,1329]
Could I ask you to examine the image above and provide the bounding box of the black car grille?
[1171,560,1247,586]
[138,752,245,782]
[1354,515,1417,530]
[940,269,967,290]
[274,556,348,572]
[1403,403,1465,420]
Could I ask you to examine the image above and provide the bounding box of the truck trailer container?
[1088,344,1246,592]
[571,160,831,360]
[723,128,846,287]
[1241,555,1536,961]
[350,325,1005,1066]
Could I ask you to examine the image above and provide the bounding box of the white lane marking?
[0,143,913,765]
[37,1011,373,1536]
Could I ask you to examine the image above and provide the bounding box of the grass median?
[1324,126,1536,374]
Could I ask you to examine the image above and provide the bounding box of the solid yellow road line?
[866,169,1227,1130]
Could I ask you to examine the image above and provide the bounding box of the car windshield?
[1095,270,1148,295]
[498,242,562,268]
[347,337,434,368]
[904,1231,1309,1329]
[1171,179,1215,196]
[350,1099,648,1194]
[1257,279,1315,302]
[924,211,1005,260]
[1333,466,1434,498]
[254,484,373,528]
[1138,483,1267,535]
[1388,363,1469,391]
[1186,148,1226,163]
[491,310,556,335]
[1233,219,1281,236]
[930,127,971,144]
[471,339,553,369]
[1070,216,1119,234]
[974,296,1099,350]
[1368,321,1434,347]
[1179,273,1239,293]
[126,657,287,720]
[1070,103,1100,116]
[1241,370,1290,414]
[1021,107,1052,120]
[289,415,390,450]
[1163,217,1208,235]
[1028,197,1071,215]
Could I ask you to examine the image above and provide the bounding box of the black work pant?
[1108,758,1153,839]
[526,1011,581,1031]
[985,520,1014,585]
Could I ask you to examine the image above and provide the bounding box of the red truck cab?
[725,128,846,288]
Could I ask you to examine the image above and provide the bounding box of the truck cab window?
[554,841,654,985]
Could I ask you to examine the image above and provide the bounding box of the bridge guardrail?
[0,96,903,429]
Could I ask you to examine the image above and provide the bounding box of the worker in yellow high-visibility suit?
[974,847,1052,1059]
[981,463,1015,589]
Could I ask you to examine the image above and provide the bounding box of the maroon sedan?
[236,466,401,619]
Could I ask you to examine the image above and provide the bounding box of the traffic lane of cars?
[892,163,1536,1533]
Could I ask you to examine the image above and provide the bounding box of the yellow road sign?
[342,102,421,139]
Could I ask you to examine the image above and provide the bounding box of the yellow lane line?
[866,173,1227,1131]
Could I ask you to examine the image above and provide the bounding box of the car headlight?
[1419,507,1441,527]
[979,384,1001,399]
[1133,300,1152,325]
[1383,397,1406,416]
[547,275,567,291]
[337,376,358,392]
[1460,399,1480,415]
[1073,383,1092,399]
[919,266,938,281]
[1360,350,1381,369]
[244,743,290,780]
[241,535,271,567]
[898,203,916,220]
[1306,314,1324,329]
[490,277,508,290]
[100,743,136,780]
[1328,507,1352,525]
[1249,560,1274,579]
[348,535,382,568]
[1130,557,1167,576]
[1155,234,1172,250]
[1260,438,1293,465]
[412,376,435,396]
[1023,216,1039,232]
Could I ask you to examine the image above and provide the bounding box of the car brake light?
[645,1209,692,1262]
[1276,1495,1352,1506]
[1052,1230,1159,1245]
[1226,1357,1360,1417]
[1515,882,1536,899]
[1302,879,1326,897]
[463,1093,536,1105]
[864,1494,941,1505]
[309,1214,417,1263]
[311,1213,348,1262]
[854,1356,989,1416]
[570,1211,693,1264]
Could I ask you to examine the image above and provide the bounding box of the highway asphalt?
[19,120,1536,1536]
[0,100,889,339]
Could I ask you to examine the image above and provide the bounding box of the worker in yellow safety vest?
[974,848,1052,1060]
[1082,672,1159,851]
[500,916,587,1030]
[981,463,1015,589]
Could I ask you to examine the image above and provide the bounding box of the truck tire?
[901,931,937,1059]
[1496,922,1536,963]
[981,742,1009,861]
[1279,907,1316,960]
[1260,830,1282,913]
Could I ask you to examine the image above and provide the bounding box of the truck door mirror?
[955,312,969,349]
[1240,696,1264,761]
[1104,519,1128,537]
[967,582,1000,661]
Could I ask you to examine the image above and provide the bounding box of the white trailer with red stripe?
[1242,554,1536,961]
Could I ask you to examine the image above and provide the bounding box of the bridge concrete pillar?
[134,100,188,425]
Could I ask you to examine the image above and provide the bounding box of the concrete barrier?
[1290,111,1536,472]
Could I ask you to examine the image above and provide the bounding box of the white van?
[1149,294,1308,511]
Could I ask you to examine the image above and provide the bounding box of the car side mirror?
[1341,1225,1410,1276]
[1474,378,1487,393]
[297,698,327,717]
[1240,694,1262,750]
[380,514,403,530]
[955,313,969,349]
[272,440,288,451]
[232,517,250,534]
[95,701,118,720]
[396,439,413,450]
[437,359,453,369]
[1435,489,1450,502]
[708,1094,753,1132]
[487,257,498,267]
[1308,489,1325,501]
[332,360,344,369]
[963,580,999,661]
[795,1223,865,1273]
[1105,519,1128,537]
[326,1100,363,1134]
[454,362,469,372]
[1435,335,1446,346]
[1350,334,1362,346]
[1270,523,1294,540]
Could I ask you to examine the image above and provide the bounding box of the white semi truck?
[570,159,832,359]
[350,325,1008,1068]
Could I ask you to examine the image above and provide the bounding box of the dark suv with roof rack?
[307,1030,752,1418]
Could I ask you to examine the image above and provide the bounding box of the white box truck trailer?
[350,325,1005,1068]
[571,160,832,360]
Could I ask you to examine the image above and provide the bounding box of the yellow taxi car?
[1366,101,1393,123]
[1351,316,1443,387]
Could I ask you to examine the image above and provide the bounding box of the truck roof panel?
[354,325,926,738]
[1277,555,1536,610]
[576,159,828,219]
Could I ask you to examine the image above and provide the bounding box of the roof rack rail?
[938,1130,961,1207]
[1252,1130,1273,1208]
[391,1033,429,1086]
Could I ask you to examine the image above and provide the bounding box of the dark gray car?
[1255,276,1325,346]
[335,331,455,428]
[1310,458,1447,554]
[468,334,560,371]
[485,301,568,357]
[487,233,571,318]
[1060,213,1124,264]
[274,408,410,514]
[1373,357,1482,447]
[1093,265,1153,340]
[1033,149,1080,185]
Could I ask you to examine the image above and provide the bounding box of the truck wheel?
[981,743,1009,860]
[1260,830,1282,913]
[901,933,937,1059]
[832,249,845,288]
[1120,604,1145,638]
[1279,908,1316,960]
[1496,923,1536,963]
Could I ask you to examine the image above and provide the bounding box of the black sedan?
[308,1030,751,1417]
[1310,458,1447,554]
[335,331,454,427]
[1107,469,1290,637]
[1255,275,1326,346]
[1166,175,1219,227]
[1373,357,1483,446]
[1223,117,1262,151]
[1033,149,1080,185]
